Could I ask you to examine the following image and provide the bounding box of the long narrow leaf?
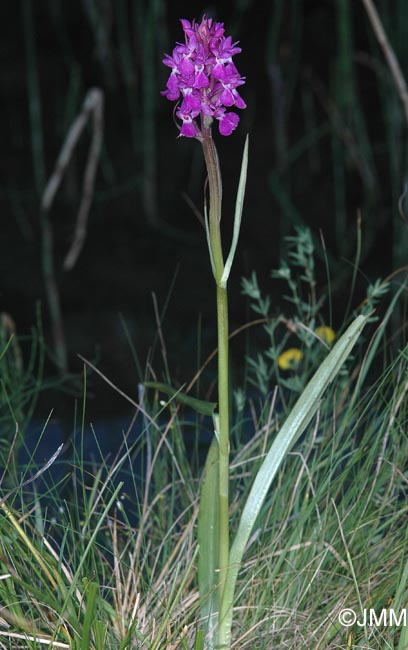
[80,581,98,650]
[220,135,249,288]
[218,313,368,646]
[198,437,219,644]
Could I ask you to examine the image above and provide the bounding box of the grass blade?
[144,381,217,416]
[80,580,98,650]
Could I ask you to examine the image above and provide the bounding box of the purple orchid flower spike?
[162,15,246,137]
[161,17,249,650]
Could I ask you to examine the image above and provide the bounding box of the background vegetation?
[0,1,408,647]
[2,0,407,415]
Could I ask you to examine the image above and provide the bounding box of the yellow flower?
[316,326,336,346]
[277,348,303,370]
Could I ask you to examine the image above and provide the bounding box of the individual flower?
[277,348,304,371]
[161,15,246,138]
[316,326,336,346]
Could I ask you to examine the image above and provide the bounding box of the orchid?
[161,16,249,649]
[162,16,246,137]
[160,17,367,650]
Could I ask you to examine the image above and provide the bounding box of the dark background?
[1,0,407,419]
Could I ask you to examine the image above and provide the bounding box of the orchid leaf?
[220,135,249,288]
[198,435,219,645]
[219,314,369,646]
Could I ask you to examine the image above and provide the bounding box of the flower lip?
[162,15,246,137]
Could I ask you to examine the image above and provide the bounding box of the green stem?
[200,123,231,648]
[216,283,230,648]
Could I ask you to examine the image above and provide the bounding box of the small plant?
[161,16,367,649]
[241,228,336,397]
[240,226,387,400]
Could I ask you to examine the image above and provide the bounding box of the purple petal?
[200,101,214,116]
[217,111,239,136]
[222,62,240,83]
[176,110,200,137]
[194,69,209,88]
[179,57,195,76]
[163,54,176,69]
[212,22,225,38]
[212,63,228,81]
[161,88,179,101]
[180,120,200,137]
[180,89,202,112]
[234,92,246,109]
[220,87,235,107]
[180,19,195,43]
[166,73,180,94]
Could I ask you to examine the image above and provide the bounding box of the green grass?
[1,298,408,648]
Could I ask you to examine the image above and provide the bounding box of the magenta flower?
[162,16,246,138]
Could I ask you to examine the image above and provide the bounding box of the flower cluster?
[161,16,246,137]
